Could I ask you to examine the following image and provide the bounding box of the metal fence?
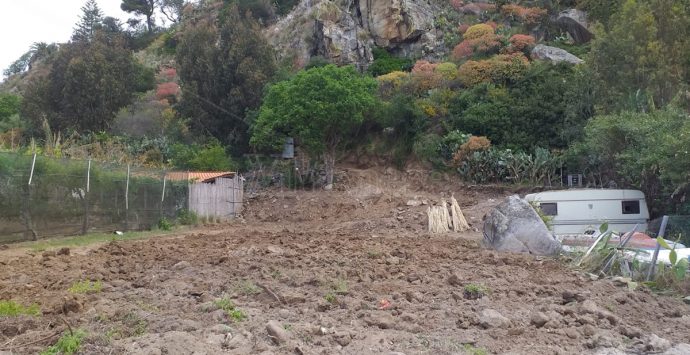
[0,152,188,244]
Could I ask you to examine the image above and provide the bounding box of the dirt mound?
[0,168,688,354]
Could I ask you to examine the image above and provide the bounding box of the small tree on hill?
[250,65,377,187]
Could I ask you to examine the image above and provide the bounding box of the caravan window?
[539,203,558,216]
[622,200,640,214]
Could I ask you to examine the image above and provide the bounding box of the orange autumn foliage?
[453,136,491,165]
[452,23,502,60]
[501,5,547,26]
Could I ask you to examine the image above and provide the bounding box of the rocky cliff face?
[266,0,441,69]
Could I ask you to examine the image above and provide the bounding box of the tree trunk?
[323,146,336,188]
[146,15,154,33]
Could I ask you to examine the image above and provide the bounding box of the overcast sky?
[0,0,132,76]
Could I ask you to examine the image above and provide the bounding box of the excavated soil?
[1,168,689,355]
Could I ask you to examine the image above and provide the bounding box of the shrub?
[458,60,495,86]
[452,24,503,60]
[410,60,443,92]
[41,330,86,355]
[156,82,180,102]
[157,217,173,231]
[453,136,491,164]
[463,24,495,41]
[435,62,458,81]
[501,5,547,26]
[507,34,536,54]
[377,71,409,97]
[367,48,413,77]
[177,209,199,226]
[458,54,529,87]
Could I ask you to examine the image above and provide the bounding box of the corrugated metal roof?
[166,171,236,183]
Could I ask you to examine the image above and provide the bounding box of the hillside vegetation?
[1,0,690,216]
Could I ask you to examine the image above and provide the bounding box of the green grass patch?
[235,280,261,296]
[324,293,338,304]
[68,280,102,294]
[213,297,246,322]
[463,283,489,300]
[463,344,488,355]
[0,300,41,317]
[40,329,86,355]
[19,229,181,251]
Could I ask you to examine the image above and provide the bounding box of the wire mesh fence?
[648,216,690,246]
[0,152,189,244]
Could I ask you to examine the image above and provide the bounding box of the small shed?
[166,171,244,221]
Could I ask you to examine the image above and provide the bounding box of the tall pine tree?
[72,0,103,42]
[176,3,276,155]
[121,0,156,33]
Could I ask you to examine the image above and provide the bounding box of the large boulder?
[531,44,584,65]
[556,9,594,44]
[483,195,562,255]
[265,0,440,69]
[360,0,435,47]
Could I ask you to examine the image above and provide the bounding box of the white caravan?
[524,189,650,235]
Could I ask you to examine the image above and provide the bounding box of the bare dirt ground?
[1,167,689,355]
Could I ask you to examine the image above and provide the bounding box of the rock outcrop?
[531,44,584,65]
[556,9,594,44]
[266,0,440,69]
[483,195,562,255]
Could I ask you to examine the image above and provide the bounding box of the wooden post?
[124,164,130,231]
[160,173,166,220]
[646,216,670,281]
[81,159,91,235]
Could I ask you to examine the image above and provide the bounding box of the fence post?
[125,164,130,231]
[160,173,166,221]
[22,153,38,241]
[646,216,670,281]
[81,159,91,235]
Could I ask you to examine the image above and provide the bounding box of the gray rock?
[172,261,190,270]
[556,9,594,44]
[365,313,396,329]
[683,296,690,305]
[406,200,422,207]
[333,332,351,347]
[643,334,672,353]
[663,343,690,355]
[482,195,562,255]
[531,44,584,65]
[266,320,290,345]
[530,311,549,328]
[266,0,440,70]
[479,309,511,329]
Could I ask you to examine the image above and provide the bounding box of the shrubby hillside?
[1,0,690,216]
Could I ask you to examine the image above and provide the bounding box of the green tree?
[21,32,154,134]
[589,0,690,112]
[574,107,690,215]
[72,0,104,42]
[577,0,624,27]
[121,0,156,33]
[0,94,21,121]
[251,65,377,186]
[176,3,276,155]
[447,63,593,150]
[158,0,185,23]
